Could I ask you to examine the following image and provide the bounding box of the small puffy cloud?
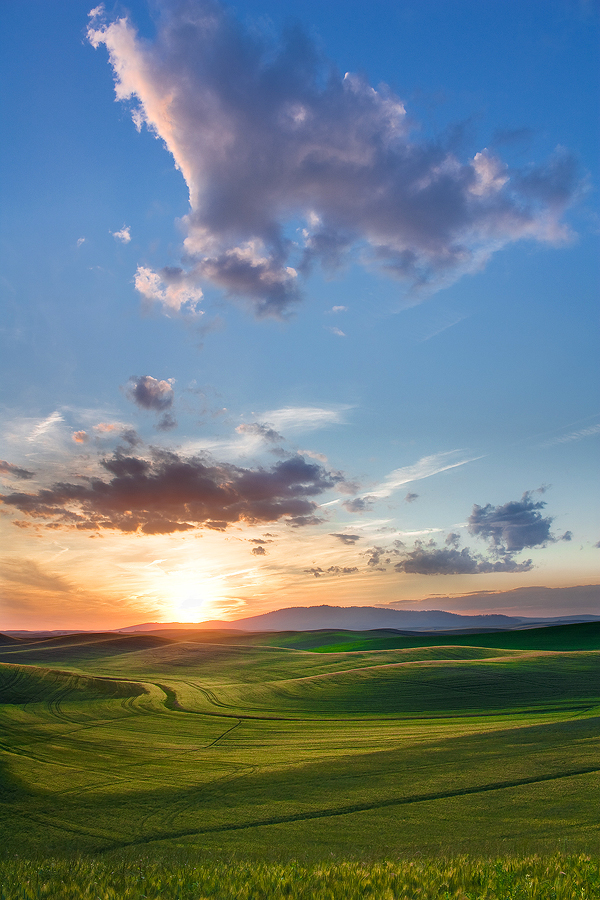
[93,422,119,434]
[77,237,85,247]
[89,3,579,318]
[405,492,419,503]
[125,375,174,412]
[251,545,267,556]
[343,496,374,513]
[111,225,131,244]
[134,266,204,315]
[156,413,177,432]
[72,431,90,444]
[330,306,347,313]
[331,533,360,545]
[326,326,346,337]
[305,566,359,577]
[0,460,34,480]
[236,422,284,443]
[1,450,338,535]
[468,490,554,553]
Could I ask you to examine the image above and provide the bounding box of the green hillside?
[1,631,599,868]
[250,621,600,652]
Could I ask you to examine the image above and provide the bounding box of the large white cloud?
[89,1,580,317]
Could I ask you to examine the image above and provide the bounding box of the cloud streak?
[345,451,479,510]
[88,1,580,318]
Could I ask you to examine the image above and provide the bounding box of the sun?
[152,573,220,623]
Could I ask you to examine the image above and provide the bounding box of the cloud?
[542,422,600,447]
[263,406,349,432]
[330,305,347,313]
[125,375,175,412]
[330,533,361,545]
[467,490,555,553]
[326,326,346,337]
[299,448,328,463]
[251,545,267,556]
[88,3,580,318]
[111,225,131,243]
[352,450,479,504]
[77,237,86,247]
[305,566,359,577]
[236,422,284,443]
[389,489,568,576]
[1,450,339,534]
[343,496,374,513]
[0,460,35,480]
[405,492,419,503]
[72,431,90,444]
[394,540,533,575]
[27,411,64,442]
[0,557,73,593]
[134,265,204,314]
[156,413,178,432]
[287,514,325,528]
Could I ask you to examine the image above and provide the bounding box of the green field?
[1,624,599,896]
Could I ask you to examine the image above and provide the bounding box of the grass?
[1,854,600,899]
[1,624,599,895]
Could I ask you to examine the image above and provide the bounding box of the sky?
[1,0,598,630]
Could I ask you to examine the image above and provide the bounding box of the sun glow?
[148,570,221,623]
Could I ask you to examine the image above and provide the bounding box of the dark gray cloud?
[305,566,359,577]
[468,490,555,553]
[405,492,419,503]
[0,460,34,480]
[330,533,360,545]
[1,450,338,535]
[394,540,533,575]
[90,3,580,319]
[125,376,175,412]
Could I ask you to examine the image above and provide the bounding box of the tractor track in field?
[98,763,600,853]
[155,681,293,721]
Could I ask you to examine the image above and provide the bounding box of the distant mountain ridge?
[116,604,600,634]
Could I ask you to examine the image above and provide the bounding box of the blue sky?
[1,0,598,629]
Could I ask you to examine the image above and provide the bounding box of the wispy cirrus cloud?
[262,405,350,432]
[88,1,581,319]
[542,422,600,447]
[343,450,480,510]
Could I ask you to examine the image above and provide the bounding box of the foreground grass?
[1,855,599,899]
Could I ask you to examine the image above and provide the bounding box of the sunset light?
[0,0,598,631]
